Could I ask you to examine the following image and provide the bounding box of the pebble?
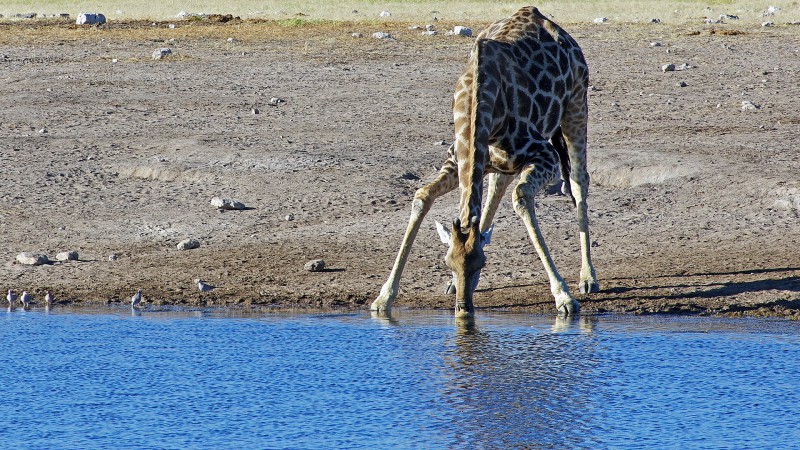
[450,26,473,37]
[268,97,285,106]
[662,63,676,72]
[152,48,172,60]
[76,13,106,25]
[16,252,49,266]
[109,253,119,261]
[762,21,774,27]
[593,17,608,24]
[379,11,391,17]
[372,31,393,39]
[677,81,688,87]
[285,213,295,221]
[176,238,200,250]
[351,32,363,38]
[304,259,326,272]
[650,42,662,47]
[210,196,246,210]
[741,100,760,111]
[251,108,260,115]
[55,250,79,261]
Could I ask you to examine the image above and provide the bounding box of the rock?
[762,21,774,27]
[450,26,473,37]
[16,252,49,266]
[285,213,295,221]
[76,13,106,25]
[422,31,437,36]
[251,108,260,115]
[677,81,688,87]
[379,11,391,17]
[372,31,393,39]
[425,24,435,32]
[650,42,662,47]
[351,32,363,38]
[400,172,420,181]
[177,238,201,250]
[741,100,760,111]
[109,254,119,261]
[152,48,172,60]
[268,97,285,106]
[593,17,608,24]
[650,18,661,24]
[720,14,739,20]
[304,259,325,272]
[56,251,79,261]
[662,63,676,72]
[210,196,246,210]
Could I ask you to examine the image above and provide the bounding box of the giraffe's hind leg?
[372,158,459,312]
[512,146,579,315]
[561,92,599,294]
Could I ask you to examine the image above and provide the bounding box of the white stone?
[152,48,172,60]
[451,26,472,37]
[741,100,760,111]
[661,63,676,72]
[210,197,246,210]
[76,13,106,25]
[56,251,79,261]
[16,252,49,266]
[177,238,201,250]
[372,31,393,39]
[304,259,326,272]
[593,17,608,24]
[379,11,391,17]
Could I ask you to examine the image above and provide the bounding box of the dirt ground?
[1,17,798,317]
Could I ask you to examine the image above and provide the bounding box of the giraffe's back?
[466,6,588,145]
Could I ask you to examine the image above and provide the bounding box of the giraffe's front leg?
[372,165,459,312]
[513,162,579,315]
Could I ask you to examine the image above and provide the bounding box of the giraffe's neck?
[457,153,485,227]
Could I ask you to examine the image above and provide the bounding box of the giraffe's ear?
[435,221,451,245]
[481,223,494,246]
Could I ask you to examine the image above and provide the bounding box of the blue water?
[2,307,800,449]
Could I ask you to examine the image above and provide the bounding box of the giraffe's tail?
[551,126,576,207]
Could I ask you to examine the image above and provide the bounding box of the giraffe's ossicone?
[372,6,599,318]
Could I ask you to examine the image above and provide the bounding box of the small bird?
[6,289,17,307]
[45,291,53,307]
[195,279,216,292]
[131,289,142,308]
[20,291,31,309]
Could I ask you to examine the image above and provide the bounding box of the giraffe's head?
[436,217,493,318]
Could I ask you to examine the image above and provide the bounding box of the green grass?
[1,1,798,24]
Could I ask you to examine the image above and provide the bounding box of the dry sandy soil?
[1,17,798,317]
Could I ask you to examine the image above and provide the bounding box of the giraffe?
[371,6,599,317]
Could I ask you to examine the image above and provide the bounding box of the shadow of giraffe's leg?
[372,159,459,312]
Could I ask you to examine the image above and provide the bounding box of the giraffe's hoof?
[579,280,600,294]
[556,293,580,316]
